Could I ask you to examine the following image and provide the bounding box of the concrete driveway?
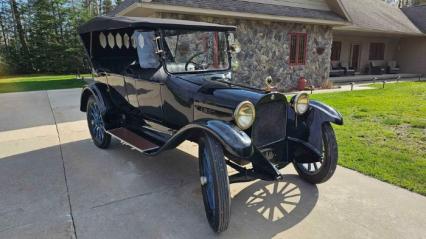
[0,89,425,239]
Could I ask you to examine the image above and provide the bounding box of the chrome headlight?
[234,101,256,130]
[293,93,310,115]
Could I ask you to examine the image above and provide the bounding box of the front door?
[350,44,361,71]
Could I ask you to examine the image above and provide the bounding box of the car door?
[133,31,164,123]
[134,69,164,122]
[107,73,128,101]
[123,63,140,109]
[93,30,130,104]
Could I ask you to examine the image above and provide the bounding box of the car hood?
[208,87,264,109]
[174,73,265,110]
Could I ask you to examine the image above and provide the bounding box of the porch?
[330,31,403,76]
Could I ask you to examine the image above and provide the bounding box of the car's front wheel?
[294,123,338,184]
[87,96,111,149]
[199,134,231,233]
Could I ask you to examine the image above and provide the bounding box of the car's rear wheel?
[294,123,338,184]
[199,134,231,233]
[87,96,111,149]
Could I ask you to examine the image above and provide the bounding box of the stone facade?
[158,13,333,90]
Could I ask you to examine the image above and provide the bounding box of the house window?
[331,41,341,61]
[369,43,385,60]
[289,33,307,65]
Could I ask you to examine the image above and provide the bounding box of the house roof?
[78,16,237,34]
[402,5,426,33]
[109,0,138,16]
[108,0,347,24]
[335,0,423,35]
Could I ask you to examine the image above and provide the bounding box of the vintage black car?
[78,16,343,232]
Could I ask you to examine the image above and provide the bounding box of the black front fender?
[287,100,343,163]
[152,119,254,158]
[309,100,343,126]
[150,119,280,179]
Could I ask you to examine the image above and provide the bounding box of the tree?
[0,0,107,74]
[398,0,413,7]
[9,0,32,72]
[412,0,426,5]
[383,0,418,7]
[102,0,113,15]
[0,8,8,47]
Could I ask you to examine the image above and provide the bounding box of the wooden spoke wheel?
[294,123,338,184]
[87,96,111,149]
[199,134,231,232]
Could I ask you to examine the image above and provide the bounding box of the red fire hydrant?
[297,76,307,91]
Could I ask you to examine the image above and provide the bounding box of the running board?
[107,127,159,153]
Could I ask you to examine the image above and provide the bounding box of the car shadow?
[146,143,319,238]
[87,140,320,238]
[83,139,320,238]
[224,176,319,238]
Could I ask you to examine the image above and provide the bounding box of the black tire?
[87,96,111,149]
[294,123,338,184]
[198,134,231,233]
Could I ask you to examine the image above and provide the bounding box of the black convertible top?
[78,16,237,34]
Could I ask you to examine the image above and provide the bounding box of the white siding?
[240,0,331,11]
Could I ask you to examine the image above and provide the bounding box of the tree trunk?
[99,0,103,15]
[9,0,31,69]
[0,11,8,47]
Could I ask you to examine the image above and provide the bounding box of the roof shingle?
[337,0,422,35]
[108,0,346,23]
[402,5,426,33]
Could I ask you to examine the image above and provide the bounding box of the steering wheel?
[185,52,211,71]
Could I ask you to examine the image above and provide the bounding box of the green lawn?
[0,74,86,93]
[312,82,426,195]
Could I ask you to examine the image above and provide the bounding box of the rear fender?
[80,83,122,130]
[80,82,112,114]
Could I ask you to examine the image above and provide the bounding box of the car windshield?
[163,30,230,73]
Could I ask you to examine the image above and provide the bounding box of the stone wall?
[158,13,333,90]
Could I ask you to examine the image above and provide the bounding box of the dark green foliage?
[0,0,123,75]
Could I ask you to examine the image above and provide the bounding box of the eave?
[116,2,350,27]
[334,25,426,37]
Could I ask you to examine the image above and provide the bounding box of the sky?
[384,0,399,5]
